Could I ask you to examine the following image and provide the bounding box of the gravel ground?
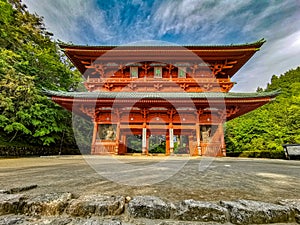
[1,155,300,203]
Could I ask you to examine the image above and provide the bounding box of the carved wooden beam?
[202,83,213,91]
[180,83,189,90]
[142,63,150,75]
[140,108,149,119]
[154,83,163,90]
[190,64,199,74]
[167,108,177,120]
[197,108,204,115]
[113,108,120,119]
[220,83,234,92]
[104,82,114,90]
[226,107,240,117]
[210,60,237,76]
[85,63,106,77]
[118,64,126,75]
[166,64,174,75]
[79,105,95,118]
[80,60,91,65]
[127,83,137,90]
[218,106,240,120]
[196,108,204,121]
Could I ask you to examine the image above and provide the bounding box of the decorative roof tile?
[59,38,266,49]
[42,88,280,99]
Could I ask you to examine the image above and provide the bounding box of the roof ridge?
[59,39,266,49]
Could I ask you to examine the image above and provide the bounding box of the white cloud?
[232,30,300,92]
[23,0,112,44]
[152,0,250,42]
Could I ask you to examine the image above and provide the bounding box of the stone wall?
[1,193,299,224]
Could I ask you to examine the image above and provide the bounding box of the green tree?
[225,67,300,153]
[0,0,82,147]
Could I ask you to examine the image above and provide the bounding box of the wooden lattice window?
[178,67,186,78]
[154,66,162,78]
[130,67,138,78]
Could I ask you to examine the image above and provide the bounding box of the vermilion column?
[166,133,170,155]
[142,122,148,154]
[169,123,174,154]
[220,124,226,156]
[188,135,194,156]
[196,123,201,156]
[120,134,127,154]
[115,122,120,155]
[91,122,98,154]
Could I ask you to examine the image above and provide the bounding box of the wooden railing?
[200,143,222,156]
[93,141,116,155]
[86,77,230,84]
[199,124,224,156]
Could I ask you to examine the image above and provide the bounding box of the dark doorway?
[126,135,142,153]
[149,135,166,154]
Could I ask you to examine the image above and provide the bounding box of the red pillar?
[91,122,98,154]
[196,123,201,156]
[142,123,148,155]
[115,122,120,155]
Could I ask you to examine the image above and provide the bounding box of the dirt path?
[1,156,300,202]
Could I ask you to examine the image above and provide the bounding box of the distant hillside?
[225,66,300,153]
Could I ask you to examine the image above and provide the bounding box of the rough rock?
[0,215,123,225]
[71,218,122,225]
[0,194,26,215]
[67,195,125,217]
[127,196,174,219]
[173,199,228,223]
[221,199,291,224]
[44,217,122,225]
[9,184,38,194]
[0,215,25,225]
[278,199,300,223]
[42,217,73,225]
[125,196,131,203]
[22,192,72,216]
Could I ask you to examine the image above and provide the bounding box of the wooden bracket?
[154,83,163,90]
[190,64,199,74]
[218,106,240,120]
[79,105,95,119]
[167,108,177,120]
[210,59,237,76]
[180,83,189,90]
[140,108,149,119]
[166,64,174,75]
[142,63,150,75]
[86,63,106,77]
[104,83,114,90]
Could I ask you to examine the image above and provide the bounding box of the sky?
[23,0,300,92]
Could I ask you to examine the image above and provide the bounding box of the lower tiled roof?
[42,89,280,99]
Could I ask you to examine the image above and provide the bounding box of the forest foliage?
[225,67,300,153]
[0,0,82,147]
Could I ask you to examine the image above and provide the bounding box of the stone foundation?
[0,193,299,224]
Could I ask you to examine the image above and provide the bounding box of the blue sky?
[23,0,300,92]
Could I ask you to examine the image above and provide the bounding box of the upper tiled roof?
[59,39,266,49]
[59,39,266,78]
